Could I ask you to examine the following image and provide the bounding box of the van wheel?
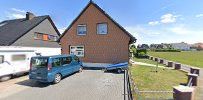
[53,74,61,84]
[117,68,122,73]
[0,75,11,82]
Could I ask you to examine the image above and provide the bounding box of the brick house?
[59,1,136,67]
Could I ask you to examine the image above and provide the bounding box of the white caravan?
[0,46,61,81]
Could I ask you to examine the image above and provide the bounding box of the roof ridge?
[58,1,136,43]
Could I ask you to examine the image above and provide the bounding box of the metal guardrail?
[126,67,174,100]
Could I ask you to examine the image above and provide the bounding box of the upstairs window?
[43,34,48,41]
[34,33,43,39]
[34,32,58,41]
[77,25,87,35]
[97,23,108,34]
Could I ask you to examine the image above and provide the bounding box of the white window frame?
[77,25,87,35]
[97,23,108,34]
[70,46,84,57]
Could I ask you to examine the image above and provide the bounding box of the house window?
[34,32,58,41]
[77,25,87,35]
[70,46,84,57]
[0,55,4,64]
[34,33,43,39]
[97,23,108,34]
[48,35,58,41]
[43,34,48,41]
[12,54,26,61]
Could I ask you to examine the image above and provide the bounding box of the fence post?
[124,70,126,100]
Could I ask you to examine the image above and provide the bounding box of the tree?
[130,44,136,57]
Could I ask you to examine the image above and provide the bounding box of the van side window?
[73,56,80,62]
[12,54,26,61]
[52,58,61,67]
[0,55,4,64]
[62,57,72,65]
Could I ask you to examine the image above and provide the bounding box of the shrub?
[155,49,181,52]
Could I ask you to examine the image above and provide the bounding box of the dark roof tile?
[0,15,59,46]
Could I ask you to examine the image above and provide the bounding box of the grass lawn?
[130,65,187,99]
[148,51,203,68]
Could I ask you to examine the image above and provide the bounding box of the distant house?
[59,1,136,67]
[171,42,191,51]
[0,12,60,47]
[191,43,203,50]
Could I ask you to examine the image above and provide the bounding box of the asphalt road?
[0,70,125,100]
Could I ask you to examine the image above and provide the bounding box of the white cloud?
[160,13,177,24]
[148,21,159,26]
[5,8,26,19]
[148,13,178,26]
[11,8,26,13]
[7,13,25,19]
[195,14,203,18]
[58,27,66,34]
[169,25,203,35]
[126,26,160,37]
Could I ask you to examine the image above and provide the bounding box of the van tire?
[0,75,12,82]
[53,74,61,84]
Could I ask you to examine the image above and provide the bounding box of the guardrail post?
[159,59,164,64]
[167,61,173,67]
[175,63,181,70]
[173,86,195,100]
[190,67,200,76]
[187,74,198,86]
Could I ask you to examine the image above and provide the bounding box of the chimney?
[26,12,35,20]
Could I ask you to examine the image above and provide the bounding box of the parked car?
[29,55,83,84]
[104,62,128,73]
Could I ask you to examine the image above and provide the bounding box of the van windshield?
[31,58,48,68]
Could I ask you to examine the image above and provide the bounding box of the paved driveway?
[0,70,124,100]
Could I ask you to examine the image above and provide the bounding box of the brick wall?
[60,4,131,64]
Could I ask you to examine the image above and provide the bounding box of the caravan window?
[0,55,4,64]
[12,54,26,61]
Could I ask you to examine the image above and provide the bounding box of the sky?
[0,0,203,45]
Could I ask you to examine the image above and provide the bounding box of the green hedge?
[155,49,181,52]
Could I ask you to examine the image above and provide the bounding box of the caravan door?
[0,55,14,77]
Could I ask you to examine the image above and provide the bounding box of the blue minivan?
[29,55,83,84]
